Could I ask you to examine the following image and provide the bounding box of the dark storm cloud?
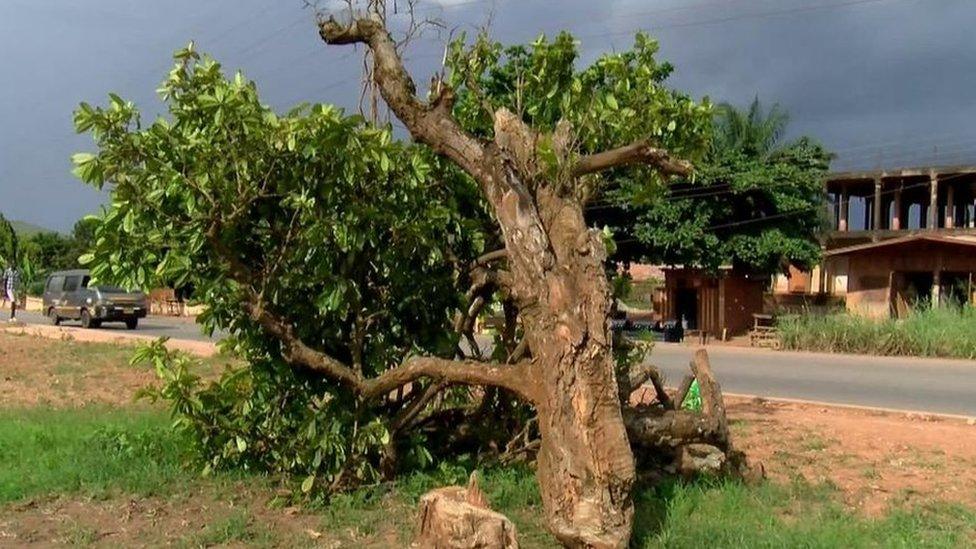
[2,0,973,230]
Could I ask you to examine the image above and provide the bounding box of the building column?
[892,185,902,230]
[873,178,883,230]
[929,171,939,229]
[932,269,941,305]
[839,183,849,231]
[945,183,955,229]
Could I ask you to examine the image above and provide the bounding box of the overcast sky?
[3,0,975,231]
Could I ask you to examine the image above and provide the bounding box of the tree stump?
[413,473,519,549]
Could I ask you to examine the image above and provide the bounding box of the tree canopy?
[0,213,17,266]
[594,98,830,274]
[75,44,491,486]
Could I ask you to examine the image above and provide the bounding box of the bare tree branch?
[246,291,535,401]
[573,140,693,178]
[389,380,449,434]
[627,363,673,409]
[319,14,493,188]
[471,248,507,268]
[365,356,535,401]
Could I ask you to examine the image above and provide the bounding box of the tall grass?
[777,306,976,359]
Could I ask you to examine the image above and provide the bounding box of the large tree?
[595,97,830,274]
[0,213,17,268]
[76,9,742,547]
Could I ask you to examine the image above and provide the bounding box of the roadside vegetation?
[0,211,98,296]
[777,306,976,359]
[3,333,976,546]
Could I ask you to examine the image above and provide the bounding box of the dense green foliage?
[597,98,830,273]
[74,45,488,490]
[73,30,824,500]
[0,213,17,267]
[15,218,99,294]
[778,306,976,359]
[73,31,714,493]
[446,32,711,168]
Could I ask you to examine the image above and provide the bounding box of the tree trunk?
[533,338,635,548]
[490,146,635,546]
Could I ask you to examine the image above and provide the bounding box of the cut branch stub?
[573,140,694,178]
[688,348,728,438]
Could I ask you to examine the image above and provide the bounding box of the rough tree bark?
[309,12,695,548]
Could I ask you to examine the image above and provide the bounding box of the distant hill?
[10,220,58,237]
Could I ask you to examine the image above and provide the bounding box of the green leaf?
[301,474,316,493]
[71,152,96,166]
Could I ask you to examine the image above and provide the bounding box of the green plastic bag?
[682,379,702,412]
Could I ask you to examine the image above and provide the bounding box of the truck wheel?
[80,309,97,329]
[47,307,61,326]
[125,318,138,330]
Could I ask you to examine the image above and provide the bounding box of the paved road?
[15,310,219,342]
[650,343,976,417]
[13,311,976,416]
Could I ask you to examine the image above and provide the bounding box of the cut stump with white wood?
[413,472,519,549]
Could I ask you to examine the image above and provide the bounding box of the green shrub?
[777,306,976,359]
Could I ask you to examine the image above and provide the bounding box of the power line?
[584,139,976,210]
[611,171,976,244]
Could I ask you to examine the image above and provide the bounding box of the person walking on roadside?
[3,263,19,322]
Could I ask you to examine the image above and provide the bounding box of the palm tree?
[713,96,790,158]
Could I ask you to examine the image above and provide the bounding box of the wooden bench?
[748,314,781,349]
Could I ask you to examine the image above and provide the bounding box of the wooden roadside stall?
[661,267,767,340]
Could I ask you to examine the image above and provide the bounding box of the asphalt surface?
[15,310,219,342]
[12,310,976,416]
[651,343,976,417]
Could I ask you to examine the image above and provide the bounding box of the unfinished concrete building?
[781,165,976,317]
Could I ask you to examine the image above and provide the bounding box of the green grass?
[2,406,974,547]
[0,407,192,502]
[633,478,976,548]
[317,464,976,548]
[182,509,278,547]
[777,306,976,359]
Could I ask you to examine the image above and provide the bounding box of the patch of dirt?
[0,483,331,548]
[0,333,228,408]
[2,323,217,356]
[727,397,976,516]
